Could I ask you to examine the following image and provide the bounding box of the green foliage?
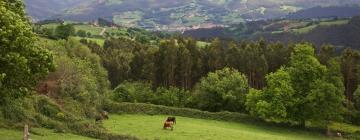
[306,80,345,125]
[246,68,296,123]
[304,58,346,127]
[67,121,139,140]
[288,44,327,98]
[193,67,249,112]
[341,48,360,103]
[101,38,136,87]
[0,1,54,102]
[1,98,35,123]
[55,24,75,39]
[246,44,346,129]
[77,29,87,37]
[287,44,327,124]
[113,81,154,103]
[39,38,110,118]
[1,0,25,19]
[354,86,360,110]
[33,95,62,119]
[153,86,191,107]
[112,81,192,108]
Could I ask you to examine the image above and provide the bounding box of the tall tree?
[306,80,345,135]
[185,38,203,89]
[246,68,296,123]
[242,42,268,88]
[0,1,54,102]
[176,44,192,89]
[55,24,75,40]
[155,39,178,87]
[305,58,345,135]
[341,48,360,102]
[265,42,290,72]
[288,44,327,126]
[354,85,360,110]
[207,38,225,71]
[318,44,336,65]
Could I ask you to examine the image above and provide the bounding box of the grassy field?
[292,19,349,34]
[104,114,341,140]
[0,128,94,140]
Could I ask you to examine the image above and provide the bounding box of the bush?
[33,95,61,118]
[113,81,153,103]
[1,98,36,123]
[67,121,139,140]
[193,68,249,112]
[152,87,191,107]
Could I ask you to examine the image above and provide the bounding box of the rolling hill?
[24,0,360,30]
[287,6,360,19]
[183,16,360,50]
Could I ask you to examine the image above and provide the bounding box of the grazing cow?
[167,117,176,124]
[163,121,174,130]
[163,117,176,130]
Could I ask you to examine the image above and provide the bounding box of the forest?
[2,0,360,139]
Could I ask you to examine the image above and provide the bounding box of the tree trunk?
[326,125,331,136]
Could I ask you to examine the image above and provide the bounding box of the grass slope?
[104,114,341,140]
[0,128,94,140]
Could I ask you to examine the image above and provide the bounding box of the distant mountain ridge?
[287,6,360,19]
[24,0,360,29]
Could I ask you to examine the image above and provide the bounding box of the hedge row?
[67,122,139,140]
[105,102,258,124]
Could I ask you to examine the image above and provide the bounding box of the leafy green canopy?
[246,68,295,123]
[354,86,360,110]
[0,1,54,102]
[193,67,249,112]
[246,44,345,127]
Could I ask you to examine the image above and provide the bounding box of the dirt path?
[100,28,106,36]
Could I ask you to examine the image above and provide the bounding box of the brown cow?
[163,117,176,130]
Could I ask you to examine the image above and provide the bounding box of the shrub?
[1,98,36,123]
[67,121,139,140]
[151,86,191,107]
[33,95,61,118]
[113,81,154,103]
[193,68,249,112]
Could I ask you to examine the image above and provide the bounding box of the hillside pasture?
[104,114,341,140]
[292,19,349,34]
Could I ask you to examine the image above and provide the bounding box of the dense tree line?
[84,37,292,90]
[82,35,360,127]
